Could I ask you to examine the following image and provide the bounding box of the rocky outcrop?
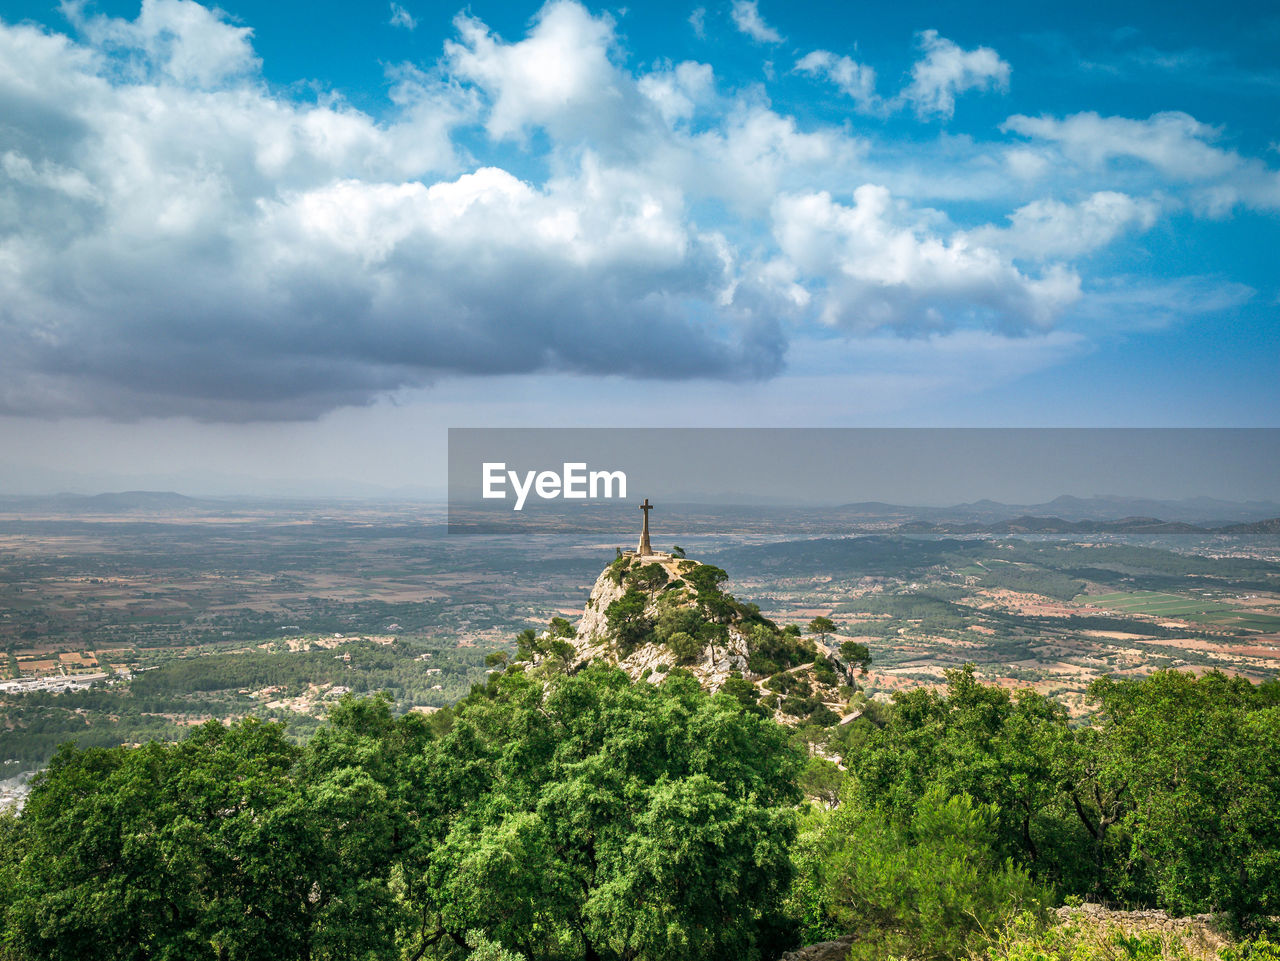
[1052,903,1233,958]
[549,552,861,734]
[569,556,749,692]
[506,552,863,732]
[773,906,1237,961]
[775,935,855,961]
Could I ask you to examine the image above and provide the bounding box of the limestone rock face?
[572,564,626,649]
[775,936,856,961]
[568,554,748,692]
[533,552,859,732]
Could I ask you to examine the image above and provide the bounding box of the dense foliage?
[422,667,801,961]
[0,665,802,961]
[814,667,1280,931]
[796,788,1048,961]
[1,661,1276,961]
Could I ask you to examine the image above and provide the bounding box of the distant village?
[0,669,130,696]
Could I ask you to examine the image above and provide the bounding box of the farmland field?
[2,498,1279,784]
[1087,591,1240,616]
[1185,611,1280,630]
[1085,590,1280,632]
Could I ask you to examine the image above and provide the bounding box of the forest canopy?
[0,666,1277,961]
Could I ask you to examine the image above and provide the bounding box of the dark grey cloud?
[1,192,785,419]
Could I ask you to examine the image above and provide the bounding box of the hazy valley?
[2,493,1278,788]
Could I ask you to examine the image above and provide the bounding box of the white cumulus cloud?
[730,0,783,44]
[967,191,1162,260]
[1003,110,1280,214]
[64,0,259,88]
[444,1,629,142]
[795,50,880,113]
[0,0,1267,423]
[0,5,780,419]
[772,185,1081,332]
[1003,111,1235,180]
[637,60,715,126]
[388,4,417,30]
[902,30,1010,120]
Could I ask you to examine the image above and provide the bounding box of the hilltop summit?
[509,507,872,728]
[571,552,751,691]
[505,501,872,727]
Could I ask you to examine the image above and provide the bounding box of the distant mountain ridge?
[837,494,1280,526]
[1,490,1278,530]
[0,490,208,513]
[894,514,1268,536]
[1219,517,1280,535]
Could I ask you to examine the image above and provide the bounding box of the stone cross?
[637,498,653,556]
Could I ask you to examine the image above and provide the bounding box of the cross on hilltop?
[637,498,653,555]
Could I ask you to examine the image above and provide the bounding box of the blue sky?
[0,0,1276,493]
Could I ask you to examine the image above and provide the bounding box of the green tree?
[805,787,1049,961]
[683,564,728,596]
[720,675,764,716]
[604,589,653,652]
[798,757,844,808]
[1087,671,1280,920]
[607,553,631,585]
[417,666,803,961]
[629,563,670,599]
[2,704,422,961]
[548,617,575,639]
[839,664,1280,923]
[653,604,704,644]
[807,617,835,643]
[666,630,703,664]
[515,628,540,661]
[0,810,24,954]
[848,665,1093,891]
[838,640,871,676]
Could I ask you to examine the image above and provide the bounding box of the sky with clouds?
[0,0,1276,493]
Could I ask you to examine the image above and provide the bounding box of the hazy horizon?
[7,424,1280,520]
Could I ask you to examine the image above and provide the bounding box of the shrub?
[666,631,704,664]
[809,705,840,727]
[719,676,762,713]
[781,695,821,719]
[629,562,669,597]
[607,554,633,585]
[1221,936,1280,961]
[605,589,653,652]
[809,787,1050,961]
[813,667,838,687]
[654,605,705,644]
[990,909,1226,961]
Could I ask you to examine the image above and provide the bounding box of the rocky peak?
[516,552,872,729]
[571,552,753,691]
